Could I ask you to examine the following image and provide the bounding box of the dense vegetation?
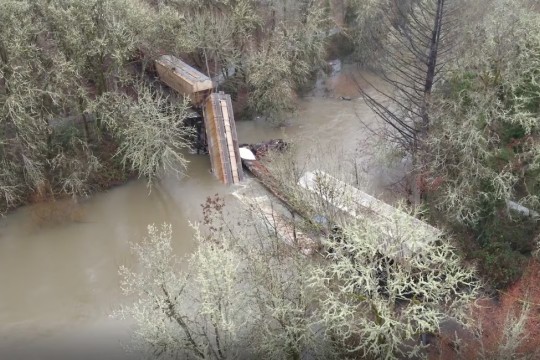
[0,0,330,215]
[349,0,540,289]
[118,193,480,359]
[2,0,540,358]
[423,1,540,288]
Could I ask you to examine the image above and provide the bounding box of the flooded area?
[0,67,396,358]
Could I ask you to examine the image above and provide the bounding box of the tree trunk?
[421,0,445,133]
[79,98,91,142]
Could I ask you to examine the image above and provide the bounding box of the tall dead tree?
[360,0,456,153]
[358,0,458,202]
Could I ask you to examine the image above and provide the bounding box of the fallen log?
[238,140,327,236]
[239,140,298,213]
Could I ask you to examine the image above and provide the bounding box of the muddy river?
[0,68,393,358]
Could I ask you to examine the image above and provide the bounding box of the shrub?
[475,242,527,289]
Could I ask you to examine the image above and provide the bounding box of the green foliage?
[245,1,330,122]
[0,159,23,211]
[474,242,526,289]
[344,0,388,63]
[49,137,102,197]
[468,200,538,290]
[312,208,479,359]
[423,0,540,288]
[95,84,193,186]
[246,33,296,122]
[0,0,89,209]
[43,0,139,94]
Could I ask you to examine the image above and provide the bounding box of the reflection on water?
[0,67,395,358]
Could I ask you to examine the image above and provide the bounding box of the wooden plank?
[226,96,244,182]
[220,99,239,184]
[205,100,225,183]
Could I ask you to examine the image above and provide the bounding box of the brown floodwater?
[0,67,394,358]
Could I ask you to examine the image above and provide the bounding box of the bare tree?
[359,0,458,156]
[116,209,335,359]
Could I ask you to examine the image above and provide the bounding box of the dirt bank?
[431,260,540,359]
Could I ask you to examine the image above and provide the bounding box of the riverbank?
[1,135,137,218]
